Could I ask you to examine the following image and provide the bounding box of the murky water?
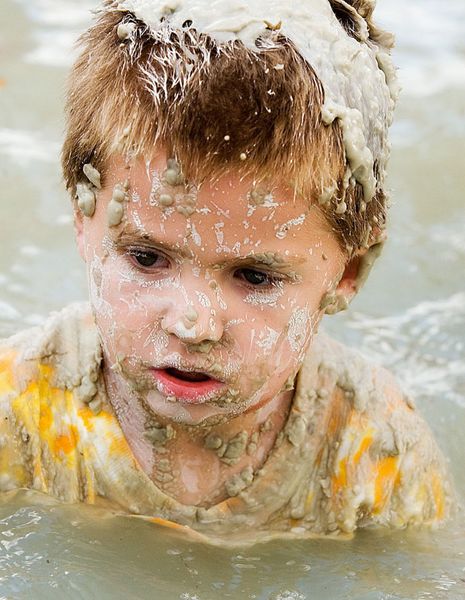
[1,0,464,598]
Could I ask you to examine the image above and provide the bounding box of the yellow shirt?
[0,304,452,543]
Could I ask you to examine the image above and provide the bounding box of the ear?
[73,205,87,262]
[321,241,385,315]
[335,252,364,299]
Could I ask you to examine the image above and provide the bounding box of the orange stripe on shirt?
[373,456,399,513]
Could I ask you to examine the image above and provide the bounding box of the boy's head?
[64,0,397,424]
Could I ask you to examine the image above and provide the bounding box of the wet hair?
[62,1,394,255]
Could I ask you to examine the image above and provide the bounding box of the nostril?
[161,304,224,344]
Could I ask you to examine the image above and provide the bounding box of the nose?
[161,290,224,345]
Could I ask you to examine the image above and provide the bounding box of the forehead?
[103,153,341,260]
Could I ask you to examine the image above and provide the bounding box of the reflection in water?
[0,0,464,597]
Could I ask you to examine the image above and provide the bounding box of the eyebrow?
[112,223,306,269]
[112,223,195,260]
[211,253,305,271]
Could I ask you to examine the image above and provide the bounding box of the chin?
[144,389,246,427]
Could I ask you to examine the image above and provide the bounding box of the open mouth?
[151,366,224,404]
[164,368,211,383]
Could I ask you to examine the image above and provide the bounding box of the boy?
[0,0,452,543]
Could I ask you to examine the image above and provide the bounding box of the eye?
[235,268,278,287]
[128,249,169,270]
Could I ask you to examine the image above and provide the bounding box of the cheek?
[234,303,317,383]
[87,251,171,346]
[286,307,317,356]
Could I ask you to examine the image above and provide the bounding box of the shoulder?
[0,303,104,495]
[1,302,97,362]
[304,330,418,426]
[0,302,101,399]
[299,332,453,531]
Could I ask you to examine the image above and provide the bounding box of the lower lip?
[150,369,224,404]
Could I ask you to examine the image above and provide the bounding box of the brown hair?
[62,2,393,254]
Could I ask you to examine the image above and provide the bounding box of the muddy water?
[0,0,464,598]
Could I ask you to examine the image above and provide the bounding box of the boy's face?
[76,152,347,425]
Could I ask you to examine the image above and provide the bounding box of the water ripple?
[349,293,465,406]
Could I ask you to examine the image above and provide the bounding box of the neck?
[103,364,294,507]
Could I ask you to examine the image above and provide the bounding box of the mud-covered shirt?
[0,304,452,543]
